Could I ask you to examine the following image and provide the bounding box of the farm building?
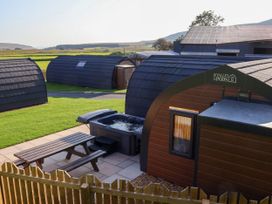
[129,50,179,65]
[0,59,47,112]
[46,55,135,89]
[140,58,272,199]
[174,25,272,57]
[125,55,261,118]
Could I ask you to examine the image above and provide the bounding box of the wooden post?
[80,183,91,204]
[0,178,4,204]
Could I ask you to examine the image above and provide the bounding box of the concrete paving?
[0,125,142,183]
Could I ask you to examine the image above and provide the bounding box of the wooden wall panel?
[197,125,272,199]
[146,83,270,190]
[147,84,224,186]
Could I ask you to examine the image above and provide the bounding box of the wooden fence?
[0,162,271,204]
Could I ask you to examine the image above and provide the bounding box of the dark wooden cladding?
[146,83,270,190]
[197,124,272,199]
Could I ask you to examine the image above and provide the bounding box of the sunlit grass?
[0,97,124,148]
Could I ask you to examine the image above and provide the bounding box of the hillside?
[257,19,272,25]
[163,31,187,42]
[44,18,272,50]
[0,43,34,50]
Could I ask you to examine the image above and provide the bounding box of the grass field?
[46,82,127,93]
[0,49,113,71]
[0,49,127,149]
[0,97,124,149]
[35,60,51,71]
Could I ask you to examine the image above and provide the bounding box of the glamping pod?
[0,59,47,112]
[125,55,260,118]
[46,55,135,89]
[141,58,272,199]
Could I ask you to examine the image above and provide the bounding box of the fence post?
[0,179,3,204]
[81,183,91,204]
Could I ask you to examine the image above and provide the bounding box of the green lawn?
[0,97,124,149]
[46,82,127,93]
[35,60,51,71]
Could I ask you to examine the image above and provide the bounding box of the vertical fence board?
[95,177,102,204]
[199,189,207,200]
[153,183,164,204]
[127,182,135,204]
[0,164,10,204]
[229,192,238,204]
[219,192,228,204]
[111,180,118,204]
[190,187,199,200]
[0,179,3,204]
[63,172,73,204]
[143,184,154,204]
[44,173,53,204]
[135,187,143,204]
[30,166,41,204]
[239,194,248,204]
[209,195,218,203]
[37,167,47,204]
[120,180,127,204]
[81,184,91,204]
[18,168,28,204]
[12,164,22,204]
[0,163,10,204]
[71,177,80,204]
[84,175,95,204]
[180,187,190,199]
[1,162,272,204]
[51,171,60,204]
[25,167,34,204]
[249,200,259,204]
[103,183,110,204]
[6,163,16,204]
[259,197,270,204]
[57,170,67,204]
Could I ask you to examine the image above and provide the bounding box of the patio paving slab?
[118,163,142,179]
[0,125,143,182]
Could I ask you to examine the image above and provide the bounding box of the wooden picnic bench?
[14,132,106,172]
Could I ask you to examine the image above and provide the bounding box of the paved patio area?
[0,125,142,183]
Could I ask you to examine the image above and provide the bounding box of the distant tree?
[152,38,173,50]
[189,10,224,28]
[173,35,185,44]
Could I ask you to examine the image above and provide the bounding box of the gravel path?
[48,91,125,100]
[131,173,184,191]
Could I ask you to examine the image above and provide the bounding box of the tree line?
[153,10,224,51]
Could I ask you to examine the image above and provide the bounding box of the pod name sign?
[213,73,237,84]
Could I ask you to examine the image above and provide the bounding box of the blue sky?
[0,0,271,48]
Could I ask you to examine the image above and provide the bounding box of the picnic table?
[14,132,106,172]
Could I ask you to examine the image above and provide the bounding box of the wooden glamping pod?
[140,58,272,199]
[0,59,47,112]
[46,55,135,89]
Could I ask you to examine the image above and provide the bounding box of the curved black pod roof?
[125,55,264,117]
[0,58,47,112]
[46,55,132,89]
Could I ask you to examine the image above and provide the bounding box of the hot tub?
[89,113,144,155]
